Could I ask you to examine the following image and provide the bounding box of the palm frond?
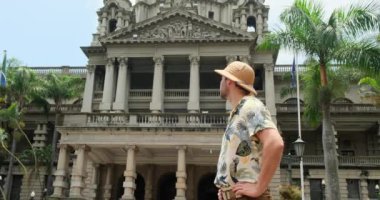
[335,37,380,74]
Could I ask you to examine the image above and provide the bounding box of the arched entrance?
[116,173,145,200]
[157,172,176,200]
[197,173,218,200]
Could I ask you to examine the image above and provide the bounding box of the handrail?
[282,155,380,167]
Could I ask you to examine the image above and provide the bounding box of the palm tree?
[259,0,380,199]
[0,67,42,199]
[40,73,84,195]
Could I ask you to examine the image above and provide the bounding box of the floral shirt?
[214,96,277,189]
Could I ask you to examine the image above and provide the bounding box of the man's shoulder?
[241,96,265,110]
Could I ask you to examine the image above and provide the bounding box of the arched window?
[332,98,353,104]
[109,19,117,33]
[198,173,218,200]
[247,16,256,32]
[284,98,304,104]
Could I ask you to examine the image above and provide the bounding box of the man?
[214,61,284,200]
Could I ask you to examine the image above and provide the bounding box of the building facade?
[0,0,379,200]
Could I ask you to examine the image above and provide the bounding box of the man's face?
[219,76,228,99]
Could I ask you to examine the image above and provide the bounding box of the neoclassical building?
[0,0,379,200]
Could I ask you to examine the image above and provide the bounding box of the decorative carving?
[87,65,96,74]
[264,63,274,72]
[118,57,128,67]
[153,56,164,65]
[226,56,238,64]
[172,0,190,7]
[139,19,221,40]
[189,56,200,65]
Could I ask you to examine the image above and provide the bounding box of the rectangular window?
[310,179,323,200]
[368,180,380,198]
[347,179,360,198]
[208,11,214,19]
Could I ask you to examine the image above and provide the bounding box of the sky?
[0,0,364,66]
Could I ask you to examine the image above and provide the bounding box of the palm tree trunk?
[3,135,16,200]
[321,103,341,200]
[47,113,60,195]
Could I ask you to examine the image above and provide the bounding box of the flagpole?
[295,53,305,200]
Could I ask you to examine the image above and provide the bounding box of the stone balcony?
[282,155,380,168]
[276,103,380,113]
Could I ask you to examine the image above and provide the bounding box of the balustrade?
[282,155,380,167]
[276,103,379,113]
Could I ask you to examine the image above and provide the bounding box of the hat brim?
[215,69,257,95]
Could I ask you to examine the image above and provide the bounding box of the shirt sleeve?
[244,104,277,138]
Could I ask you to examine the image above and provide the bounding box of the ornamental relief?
[136,20,225,40]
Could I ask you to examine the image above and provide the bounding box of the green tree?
[358,76,380,105]
[40,73,84,194]
[259,0,380,199]
[0,67,42,200]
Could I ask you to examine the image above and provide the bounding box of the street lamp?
[375,184,379,200]
[293,137,306,200]
[30,190,35,200]
[293,138,306,157]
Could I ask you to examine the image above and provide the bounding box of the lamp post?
[293,137,305,200]
[322,179,326,200]
[30,190,35,200]
[375,184,379,200]
[42,188,47,200]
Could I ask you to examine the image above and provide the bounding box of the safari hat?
[214,61,257,95]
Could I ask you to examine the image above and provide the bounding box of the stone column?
[102,165,113,200]
[100,58,116,112]
[264,63,277,124]
[187,56,200,113]
[81,65,96,113]
[121,145,137,200]
[225,56,238,111]
[69,145,90,198]
[240,10,247,30]
[360,172,369,200]
[113,58,129,112]
[304,177,311,200]
[144,165,154,200]
[175,146,187,200]
[100,12,108,36]
[150,56,164,113]
[256,9,264,43]
[116,12,124,30]
[51,144,70,198]
[88,163,99,200]
[240,55,251,64]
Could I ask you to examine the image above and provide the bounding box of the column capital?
[58,144,70,150]
[118,57,128,65]
[87,65,96,74]
[189,56,200,65]
[264,63,274,71]
[107,58,115,66]
[73,144,91,152]
[239,55,251,64]
[153,56,164,64]
[124,145,138,152]
[226,55,238,64]
[176,146,187,151]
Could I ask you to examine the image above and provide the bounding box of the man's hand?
[232,182,264,198]
[218,189,224,200]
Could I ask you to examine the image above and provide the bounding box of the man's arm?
[232,128,284,197]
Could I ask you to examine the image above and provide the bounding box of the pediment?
[101,10,256,44]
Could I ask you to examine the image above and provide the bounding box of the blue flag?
[290,57,296,88]
[1,50,7,87]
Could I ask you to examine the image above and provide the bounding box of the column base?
[174,197,186,200]
[121,195,135,200]
[99,102,112,111]
[113,102,127,112]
